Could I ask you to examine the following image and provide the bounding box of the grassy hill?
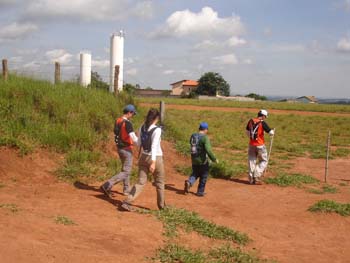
[0,75,140,181]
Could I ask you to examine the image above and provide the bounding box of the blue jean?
[188,163,209,194]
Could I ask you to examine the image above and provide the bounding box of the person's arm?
[125,121,138,144]
[203,136,217,162]
[151,127,161,161]
[262,121,274,135]
[245,121,251,138]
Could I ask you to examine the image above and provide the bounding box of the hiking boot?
[120,202,134,212]
[100,184,111,197]
[249,177,256,185]
[195,192,206,197]
[184,180,191,195]
[254,178,263,185]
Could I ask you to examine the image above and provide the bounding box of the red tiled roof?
[170,79,198,86]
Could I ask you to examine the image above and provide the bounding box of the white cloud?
[344,0,350,11]
[0,0,17,8]
[213,54,238,65]
[126,68,138,76]
[92,59,109,68]
[337,37,350,52]
[0,22,38,42]
[243,58,253,65]
[263,27,272,36]
[151,6,245,38]
[23,0,154,22]
[163,70,174,75]
[273,44,305,52]
[193,40,221,50]
[45,49,73,64]
[226,36,246,47]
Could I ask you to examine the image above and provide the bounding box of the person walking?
[184,122,218,197]
[100,104,138,197]
[246,109,274,185]
[121,108,165,211]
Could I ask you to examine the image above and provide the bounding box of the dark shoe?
[120,202,134,212]
[184,180,191,195]
[196,192,206,197]
[249,177,256,185]
[100,184,111,197]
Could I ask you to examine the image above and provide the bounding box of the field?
[1,77,350,263]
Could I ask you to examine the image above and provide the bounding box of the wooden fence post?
[160,101,165,126]
[324,130,331,183]
[54,62,60,84]
[2,59,8,81]
[114,65,119,96]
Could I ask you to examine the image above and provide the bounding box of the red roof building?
[170,79,198,96]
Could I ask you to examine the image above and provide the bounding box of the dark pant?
[188,163,209,194]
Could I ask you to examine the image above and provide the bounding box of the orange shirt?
[115,117,134,150]
[247,118,270,146]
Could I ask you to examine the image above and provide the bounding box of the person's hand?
[215,159,219,164]
[150,161,156,174]
[269,129,275,136]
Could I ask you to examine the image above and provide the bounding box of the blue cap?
[199,122,209,130]
[123,104,137,115]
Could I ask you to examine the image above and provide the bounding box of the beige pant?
[124,153,165,209]
[248,144,268,179]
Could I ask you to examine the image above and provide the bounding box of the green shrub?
[265,173,319,187]
[308,200,350,216]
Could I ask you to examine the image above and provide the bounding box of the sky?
[0,0,350,98]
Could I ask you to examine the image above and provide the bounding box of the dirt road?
[1,141,349,262]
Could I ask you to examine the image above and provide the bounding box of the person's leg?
[102,149,132,193]
[153,156,165,209]
[248,145,257,183]
[185,165,199,194]
[197,163,209,195]
[123,154,149,205]
[255,145,268,179]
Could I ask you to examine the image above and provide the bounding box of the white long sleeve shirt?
[139,124,163,161]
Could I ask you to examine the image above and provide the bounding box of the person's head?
[257,109,268,120]
[199,122,209,134]
[123,104,137,119]
[145,108,160,128]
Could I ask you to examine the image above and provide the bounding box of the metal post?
[114,65,119,96]
[325,130,331,183]
[54,62,60,84]
[160,101,165,126]
[2,59,8,81]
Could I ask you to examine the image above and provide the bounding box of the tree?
[245,93,267,101]
[123,83,136,95]
[196,72,230,96]
[90,71,109,91]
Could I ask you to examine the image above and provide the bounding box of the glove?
[269,129,275,136]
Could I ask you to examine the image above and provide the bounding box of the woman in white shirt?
[121,108,165,211]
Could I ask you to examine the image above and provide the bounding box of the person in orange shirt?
[100,105,138,196]
[246,109,274,185]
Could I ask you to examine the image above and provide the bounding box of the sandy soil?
[1,139,349,263]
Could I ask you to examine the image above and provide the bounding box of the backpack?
[190,133,204,157]
[114,119,130,148]
[140,125,158,153]
[247,119,262,140]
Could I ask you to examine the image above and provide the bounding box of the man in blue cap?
[100,104,138,197]
[184,122,218,196]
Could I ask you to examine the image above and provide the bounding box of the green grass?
[55,215,76,225]
[0,75,141,181]
[307,184,338,194]
[140,97,350,113]
[0,203,19,213]
[308,200,350,216]
[153,243,272,263]
[151,206,250,245]
[264,173,319,187]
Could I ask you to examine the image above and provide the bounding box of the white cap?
[259,109,268,117]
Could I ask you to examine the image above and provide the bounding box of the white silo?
[80,52,91,87]
[110,30,124,93]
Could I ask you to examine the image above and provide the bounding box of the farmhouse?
[170,79,198,96]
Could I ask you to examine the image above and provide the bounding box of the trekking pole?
[264,128,275,175]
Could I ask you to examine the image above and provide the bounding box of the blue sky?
[0,0,350,98]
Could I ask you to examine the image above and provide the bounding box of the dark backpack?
[190,133,204,157]
[141,125,158,153]
[247,119,262,140]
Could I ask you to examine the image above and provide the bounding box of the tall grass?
[0,75,140,181]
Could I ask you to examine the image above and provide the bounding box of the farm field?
[1,78,350,263]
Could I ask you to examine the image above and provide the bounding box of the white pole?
[110,31,124,93]
[80,52,91,87]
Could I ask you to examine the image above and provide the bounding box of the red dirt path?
[140,102,350,117]
[1,141,350,263]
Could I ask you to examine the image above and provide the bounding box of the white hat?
[259,109,268,117]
